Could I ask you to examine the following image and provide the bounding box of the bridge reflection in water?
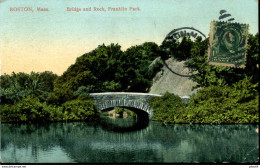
[99,108,149,133]
[1,122,258,163]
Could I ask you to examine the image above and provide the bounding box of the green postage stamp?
[208,21,249,68]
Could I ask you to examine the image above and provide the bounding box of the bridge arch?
[89,92,190,119]
[89,92,162,119]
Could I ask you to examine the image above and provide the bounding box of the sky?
[0,0,258,75]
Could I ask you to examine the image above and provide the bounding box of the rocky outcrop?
[149,58,198,96]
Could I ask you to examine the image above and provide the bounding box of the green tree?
[52,44,123,104]
[1,71,57,104]
[51,42,163,104]
[245,33,259,83]
[160,36,193,61]
[120,42,162,91]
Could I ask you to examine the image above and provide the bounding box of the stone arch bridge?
[89,92,189,119]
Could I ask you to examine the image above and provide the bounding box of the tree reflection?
[1,122,258,163]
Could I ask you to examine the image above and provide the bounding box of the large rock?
[149,58,198,96]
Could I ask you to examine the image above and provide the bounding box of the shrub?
[149,92,186,123]
[1,96,99,123]
[186,78,259,124]
[42,104,64,122]
[62,99,99,121]
[0,96,49,123]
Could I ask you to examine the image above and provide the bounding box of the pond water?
[0,117,259,163]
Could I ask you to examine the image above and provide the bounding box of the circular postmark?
[164,27,206,42]
[160,27,206,76]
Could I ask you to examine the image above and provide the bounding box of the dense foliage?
[1,71,57,104]
[150,78,258,124]
[149,92,186,123]
[160,36,194,61]
[1,97,98,123]
[0,71,99,123]
[61,99,99,121]
[1,96,49,123]
[185,78,259,124]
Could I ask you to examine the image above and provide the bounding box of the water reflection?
[1,121,258,163]
[99,109,149,133]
